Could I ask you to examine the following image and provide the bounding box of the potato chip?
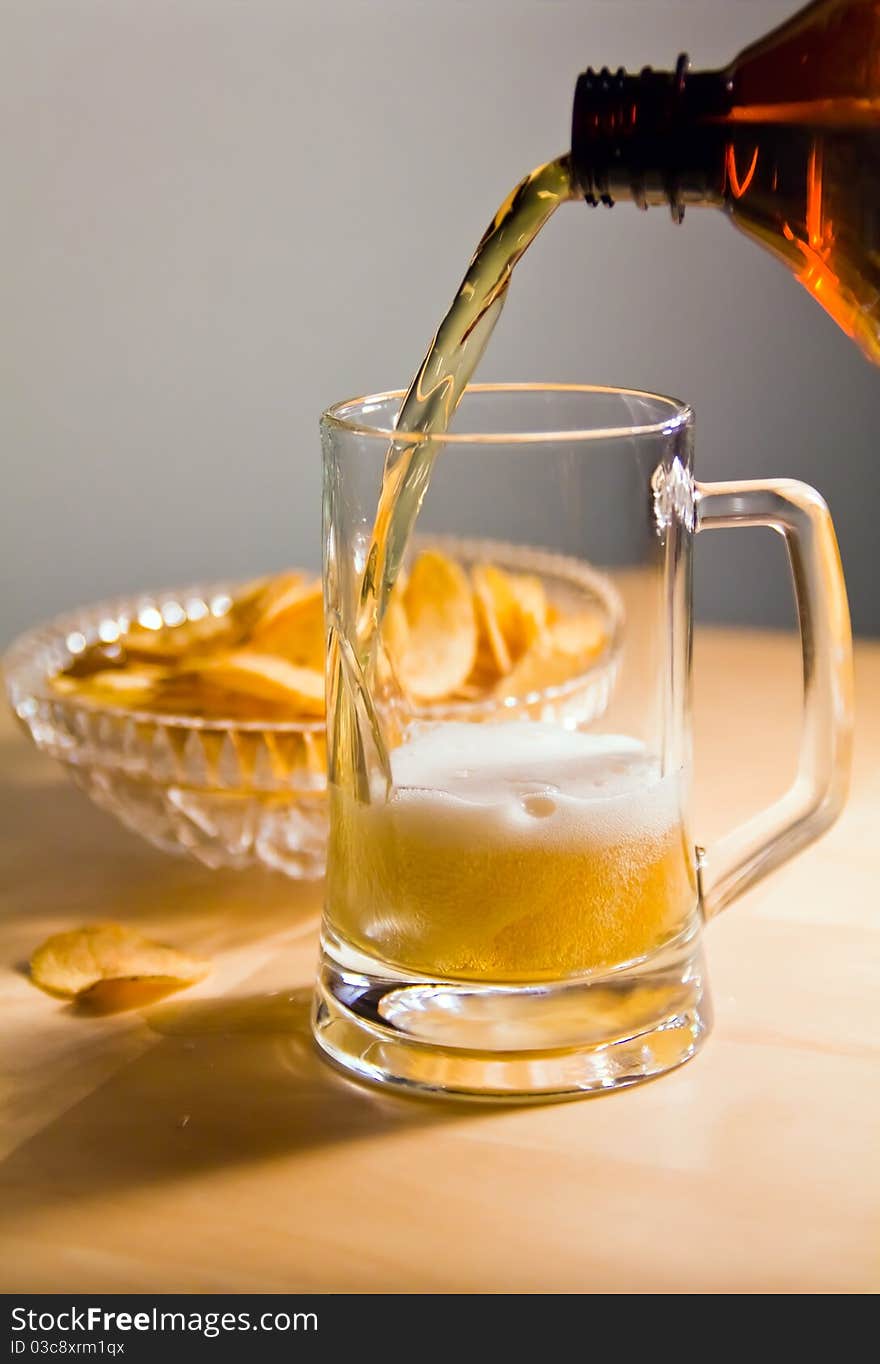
[377,595,411,689]
[250,580,324,669]
[496,644,584,700]
[122,576,275,664]
[547,609,607,660]
[193,650,325,716]
[30,923,210,999]
[448,681,485,701]
[251,574,318,632]
[381,595,410,657]
[51,666,169,709]
[471,567,512,674]
[77,976,194,1014]
[60,576,277,679]
[123,615,228,663]
[396,551,478,701]
[471,564,547,662]
[462,634,508,694]
[507,571,548,651]
[498,608,608,700]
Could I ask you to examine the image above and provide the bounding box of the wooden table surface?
[1,628,877,1294]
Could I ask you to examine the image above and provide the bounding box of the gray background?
[2,0,878,644]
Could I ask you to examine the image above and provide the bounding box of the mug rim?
[321,381,693,446]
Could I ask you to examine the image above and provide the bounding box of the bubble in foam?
[520,791,558,818]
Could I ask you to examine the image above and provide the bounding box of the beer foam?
[390,721,681,847]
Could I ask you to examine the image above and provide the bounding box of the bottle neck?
[571,57,732,221]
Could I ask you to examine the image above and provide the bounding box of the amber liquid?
[709,0,880,361]
[327,156,576,797]
[358,156,575,639]
[718,112,880,362]
[328,734,697,983]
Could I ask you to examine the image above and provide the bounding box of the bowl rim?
[3,541,624,733]
[2,578,326,735]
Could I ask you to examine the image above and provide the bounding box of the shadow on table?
[0,750,321,948]
[1,745,467,1226]
[0,987,472,1228]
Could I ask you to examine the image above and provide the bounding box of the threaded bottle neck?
[571,56,731,221]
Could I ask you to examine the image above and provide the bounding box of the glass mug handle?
[694,479,854,919]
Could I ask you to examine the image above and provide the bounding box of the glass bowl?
[3,540,623,878]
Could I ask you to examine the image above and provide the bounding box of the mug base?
[312,928,712,1101]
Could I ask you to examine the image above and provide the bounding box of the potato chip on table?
[30,923,210,1012]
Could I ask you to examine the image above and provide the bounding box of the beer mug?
[314,384,852,1099]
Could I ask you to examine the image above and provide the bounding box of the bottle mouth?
[570,56,730,220]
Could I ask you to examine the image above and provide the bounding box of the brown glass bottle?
[571,0,880,363]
